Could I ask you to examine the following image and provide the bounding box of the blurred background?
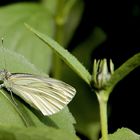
[0,0,139,140]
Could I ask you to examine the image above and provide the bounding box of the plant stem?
[53,26,63,78]
[53,15,64,78]
[97,92,108,140]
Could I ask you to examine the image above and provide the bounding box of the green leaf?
[0,125,79,140]
[49,107,76,134]
[25,24,92,85]
[0,3,55,73]
[0,91,44,127]
[0,48,40,74]
[107,53,140,94]
[108,128,140,140]
[0,48,76,134]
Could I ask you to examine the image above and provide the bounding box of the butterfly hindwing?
[5,74,76,115]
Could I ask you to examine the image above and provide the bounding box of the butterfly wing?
[6,74,76,115]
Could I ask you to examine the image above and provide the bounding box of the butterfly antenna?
[1,38,7,70]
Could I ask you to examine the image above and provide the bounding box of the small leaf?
[25,24,92,85]
[0,125,79,140]
[107,53,140,94]
[108,128,140,140]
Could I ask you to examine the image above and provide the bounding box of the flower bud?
[91,59,114,90]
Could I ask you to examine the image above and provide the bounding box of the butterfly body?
[0,69,76,116]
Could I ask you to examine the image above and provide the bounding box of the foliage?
[108,128,140,140]
[0,1,139,140]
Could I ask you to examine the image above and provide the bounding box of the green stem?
[97,92,108,140]
[53,17,64,78]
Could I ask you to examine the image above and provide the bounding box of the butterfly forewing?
[5,73,76,115]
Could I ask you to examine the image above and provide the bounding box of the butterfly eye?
[0,80,3,85]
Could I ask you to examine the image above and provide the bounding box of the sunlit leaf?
[0,3,55,73]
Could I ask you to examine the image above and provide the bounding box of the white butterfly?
[0,69,76,116]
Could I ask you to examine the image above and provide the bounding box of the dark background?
[0,0,139,139]
[72,0,140,136]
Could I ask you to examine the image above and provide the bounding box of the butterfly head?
[0,69,11,81]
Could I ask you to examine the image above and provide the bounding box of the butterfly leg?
[7,88,18,106]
